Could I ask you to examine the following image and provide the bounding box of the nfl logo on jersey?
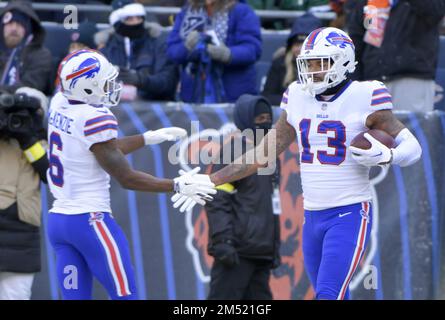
[88,212,104,225]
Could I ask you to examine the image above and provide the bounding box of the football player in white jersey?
[176,27,423,299]
[47,49,215,299]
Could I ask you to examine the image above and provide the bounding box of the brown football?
[350,129,396,151]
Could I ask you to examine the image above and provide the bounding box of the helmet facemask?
[101,67,122,107]
[297,27,357,96]
[297,53,347,96]
[59,49,122,107]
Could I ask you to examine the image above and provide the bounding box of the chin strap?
[319,78,350,96]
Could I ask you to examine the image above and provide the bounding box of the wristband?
[23,141,46,163]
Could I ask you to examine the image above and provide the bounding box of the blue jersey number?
[49,132,64,187]
[299,119,346,165]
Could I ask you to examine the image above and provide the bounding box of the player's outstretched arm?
[91,138,216,204]
[116,127,187,155]
[351,110,422,167]
[210,111,296,186]
[116,135,145,155]
[92,138,174,192]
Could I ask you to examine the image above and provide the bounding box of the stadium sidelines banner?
[33,102,445,300]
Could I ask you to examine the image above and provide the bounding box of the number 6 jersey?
[47,92,118,214]
[280,80,393,210]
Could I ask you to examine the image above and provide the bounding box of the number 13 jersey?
[280,80,393,210]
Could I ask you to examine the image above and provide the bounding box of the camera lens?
[0,94,14,107]
[9,115,22,130]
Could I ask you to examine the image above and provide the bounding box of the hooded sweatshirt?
[0,0,53,94]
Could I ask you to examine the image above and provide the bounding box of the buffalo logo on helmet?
[66,56,101,90]
[326,31,355,49]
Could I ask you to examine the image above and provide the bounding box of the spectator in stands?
[205,94,280,300]
[0,0,53,94]
[97,0,178,101]
[262,12,322,105]
[68,21,98,53]
[0,0,51,300]
[166,0,261,103]
[53,22,100,92]
[346,0,445,112]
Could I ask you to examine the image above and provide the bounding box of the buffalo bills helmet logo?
[326,31,355,49]
[66,56,101,89]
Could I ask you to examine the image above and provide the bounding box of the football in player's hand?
[350,129,396,151]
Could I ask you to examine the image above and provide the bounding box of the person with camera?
[205,95,281,300]
[0,0,52,95]
[167,0,262,103]
[0,87,49,300]
[0,0,51,300]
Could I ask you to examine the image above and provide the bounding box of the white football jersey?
[280,80,393,210]
[47,92,118,214]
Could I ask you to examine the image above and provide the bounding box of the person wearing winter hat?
[68,21,99,53]
[52,21,100,92]
[99,0,178,101]
[262,12,322,106]
[0,0,52,94]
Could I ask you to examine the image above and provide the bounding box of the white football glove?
[143,127,187,145]
[171,167,217,212]
[172,167,216,213]
[349,133,393,167]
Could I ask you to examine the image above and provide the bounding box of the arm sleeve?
[16,153,41,227]
[166,8,190,65]
[82,113,119,149]
[227,5,262,66]
[392,128,422,167]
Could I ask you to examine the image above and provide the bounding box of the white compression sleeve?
[391,128,422,167]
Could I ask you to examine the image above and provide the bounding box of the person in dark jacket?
[167,0,262,103]
[346,0,445,112]
[262,12,322,106]
[0,0,53,95]
[205,94,281,300]
[99,0,178,101]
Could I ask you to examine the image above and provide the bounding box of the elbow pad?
[391,128,422,167]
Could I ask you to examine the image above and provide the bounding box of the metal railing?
[0,2,337,20]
